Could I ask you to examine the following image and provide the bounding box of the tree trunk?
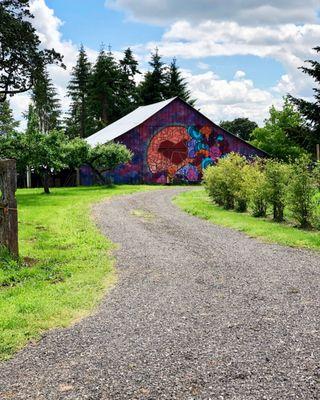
[42,171,50,194]
[90,165,106,185]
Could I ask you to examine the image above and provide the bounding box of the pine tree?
[0,100,19,135]
[118,48,140,115]
[289,46,320,154]
[31,64,61,133]
[66,44,92,138]
[88,46,121,128]
[138,48,167,105]
[164,58,195,105]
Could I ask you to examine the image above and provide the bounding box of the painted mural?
[147,124,229,183]
[80,98,266,185]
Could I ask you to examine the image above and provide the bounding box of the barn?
[84,97,266,184]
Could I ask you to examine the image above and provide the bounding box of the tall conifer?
[165,58,195,105]
[139,48,167,105]
[66,44,92,138]
[31,64,61,133]
[88,46,120,128]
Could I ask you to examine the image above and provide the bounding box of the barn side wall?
[81,98,266,184]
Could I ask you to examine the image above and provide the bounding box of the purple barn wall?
[81,98,266,184]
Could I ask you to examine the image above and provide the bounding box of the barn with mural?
[84,97,266,184]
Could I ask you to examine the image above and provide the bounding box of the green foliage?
[118,48,140,115]
[164,58,195,106]
[31,64,61,133]
[64,137,90,170]
[0,100,19,135]
[289,46,320,155]
[138,48,167,105]
[264,159,292,222]
[88,47,121,128]
[203,153,247,211]
[204,153,319,228]
[0,0,64,102]
[242,160,268,217]
[287,155,318,228]
[251,99,307,161]
[66,44,93,138]
[88,142,132,183]
[220,118,258,141]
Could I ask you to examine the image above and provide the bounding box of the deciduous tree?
[251,99,307,161]
[220,118,258,141]
[0,0,64,102]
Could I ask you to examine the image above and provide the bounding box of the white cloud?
[234,70,246,80]
[142,20,320,99]
[197,62,210,70]
[106,0,320,26]
[181,69,279,124]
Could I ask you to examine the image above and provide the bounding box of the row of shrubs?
[203,153,320,229]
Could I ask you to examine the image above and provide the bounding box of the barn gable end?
[84,97,266,184]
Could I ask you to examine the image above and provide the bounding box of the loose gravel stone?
[0,188,319,399]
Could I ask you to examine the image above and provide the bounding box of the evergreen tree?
[66,44,92,138]
[0,100,19,135]
[118,48,140,115]
[31,64,61,133]
[164,58,195,105]
[88,46,121,128]
[289,46,320,154]
[138,48,167,105]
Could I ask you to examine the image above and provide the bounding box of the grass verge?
[0,185,159,360]
[174,188,320,251]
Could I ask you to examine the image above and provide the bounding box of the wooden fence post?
[0,159,18,257]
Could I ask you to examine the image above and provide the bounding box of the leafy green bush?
[242,160,268,217]
[287,155,318,228]
[264,159,291,222]
[203,153,247,211]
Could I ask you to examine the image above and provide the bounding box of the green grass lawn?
[174,188,320,251]
[0,185,159,360]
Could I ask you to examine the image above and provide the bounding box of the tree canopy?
[289,46,320,155]
[0,0,64,102]
[250,99,307,161]
[220,118,258,141]
[0,100,19,135]
[66,44,92,138]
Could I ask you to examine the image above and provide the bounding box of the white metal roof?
[86,97,177,147]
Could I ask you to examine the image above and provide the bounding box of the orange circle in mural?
[147,126,190,174]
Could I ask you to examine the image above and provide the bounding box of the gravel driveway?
[1,188,320,399]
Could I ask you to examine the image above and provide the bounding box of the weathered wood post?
[0,159,18,257]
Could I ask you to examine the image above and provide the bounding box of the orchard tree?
[66,45,92,138]
[87,142,132,184]
[220,118,258,141]
[0,0,64,102]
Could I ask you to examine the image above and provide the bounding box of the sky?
[10,0,320,127]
